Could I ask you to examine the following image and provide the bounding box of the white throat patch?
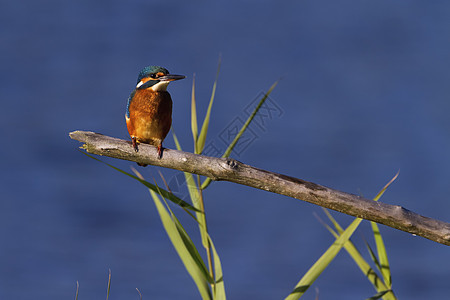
[150,81,170,91]
[135,80,170,91]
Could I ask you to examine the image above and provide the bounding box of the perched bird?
[125,66,185,160]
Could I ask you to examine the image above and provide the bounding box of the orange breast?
[126,89,173,146]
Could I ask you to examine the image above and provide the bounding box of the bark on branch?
[69,130,450,246]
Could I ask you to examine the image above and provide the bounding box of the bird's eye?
[149,74,157,79]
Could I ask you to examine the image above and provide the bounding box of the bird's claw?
[157,144,163,159]
[132,137,139,152]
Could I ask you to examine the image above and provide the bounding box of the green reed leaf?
[150,189,212,300]
[197,57,221,154]
[201,80,278,190]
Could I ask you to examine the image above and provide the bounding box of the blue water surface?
[1,1,449,299]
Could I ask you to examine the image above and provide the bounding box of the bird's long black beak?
[158,74,186,81]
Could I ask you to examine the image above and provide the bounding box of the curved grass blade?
[75,281,79,300]
[208,235,226,300]
[173,132,214,288]
[173,133,209,248]
[373,171,399,202]
[366,290,390,300]
[150,189,212,300]
[221,80,278,159]
[139,169,208,278]
[320,210,395,299]
[201,80,278,190]
[157,184,211,283]
[172,210,212,283]
[136,288,143,300]
[370,221,391,287]
[172,132,202,212]
[364,240,382,273]
[370,171,398,288]
[285,217,362,300]
[286,174,397,299]
[318,170,399,300]
[106,269,111,300]
[197,57,221,154]
[191,74,199,153]
[320,211,386,288]
[80,151,200,212]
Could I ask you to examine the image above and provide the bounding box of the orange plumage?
[126,89,172,150]
[125,66,185,160]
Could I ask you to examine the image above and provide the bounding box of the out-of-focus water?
[1,1,449,299]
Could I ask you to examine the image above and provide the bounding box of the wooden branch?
[69,130,450,246]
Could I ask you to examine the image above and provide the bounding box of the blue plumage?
[125,90,136,118]
[137,66,170,83]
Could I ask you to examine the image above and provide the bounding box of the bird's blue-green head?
[136,66,185,91]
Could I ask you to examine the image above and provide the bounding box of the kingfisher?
[125,66,185,160]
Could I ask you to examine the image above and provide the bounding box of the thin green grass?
[148,186,212,299]
[136,288,143,300]
[318,210,390,293]
[366,290,391,300]
[191,74,199,152]
[285,216,363,300]
[196,57,221,154]
[208,234,226,300]
[285,173,398,300]
[201,79,279,189]
[106,269,111,300]
[220,80,279,159]
[75,281,79,300]
[370,221,392,287]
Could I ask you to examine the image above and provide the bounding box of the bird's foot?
[157,144,163,159]
[132,137,139,152]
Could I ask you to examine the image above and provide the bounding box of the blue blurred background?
[1,1,449,299]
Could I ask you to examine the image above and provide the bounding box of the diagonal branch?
[69,130,450,246]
